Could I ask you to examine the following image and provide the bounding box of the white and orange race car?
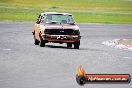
[32,12,81,49]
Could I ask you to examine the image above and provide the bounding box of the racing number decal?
[57,36,61,39]
[57,35,67,39]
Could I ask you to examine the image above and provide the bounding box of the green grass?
[0,0,132,24]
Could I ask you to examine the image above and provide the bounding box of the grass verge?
[0,0,132,24]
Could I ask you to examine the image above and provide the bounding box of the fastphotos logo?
[76,66,131,85]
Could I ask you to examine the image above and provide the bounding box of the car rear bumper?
[41,34,81,43]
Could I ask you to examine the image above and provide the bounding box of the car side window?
[41,15,46,23]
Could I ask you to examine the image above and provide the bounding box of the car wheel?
[74,42,80,49]
[67,43,72,47]
[39,39,45,47]
[34,35,39,45]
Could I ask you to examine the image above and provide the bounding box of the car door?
[35,15,42,40]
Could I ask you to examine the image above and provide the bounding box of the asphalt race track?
[0,22,132,88]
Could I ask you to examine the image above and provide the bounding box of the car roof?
[41,12,72,16]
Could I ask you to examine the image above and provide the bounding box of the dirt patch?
[119,39,132,45]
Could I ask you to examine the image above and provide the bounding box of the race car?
[32,12,81,49]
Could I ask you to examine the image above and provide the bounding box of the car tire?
[39,33,45,47]
[74,42,80,49]
[39,39,45,47]
[67,43,72,48]
[34,35,39,45]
